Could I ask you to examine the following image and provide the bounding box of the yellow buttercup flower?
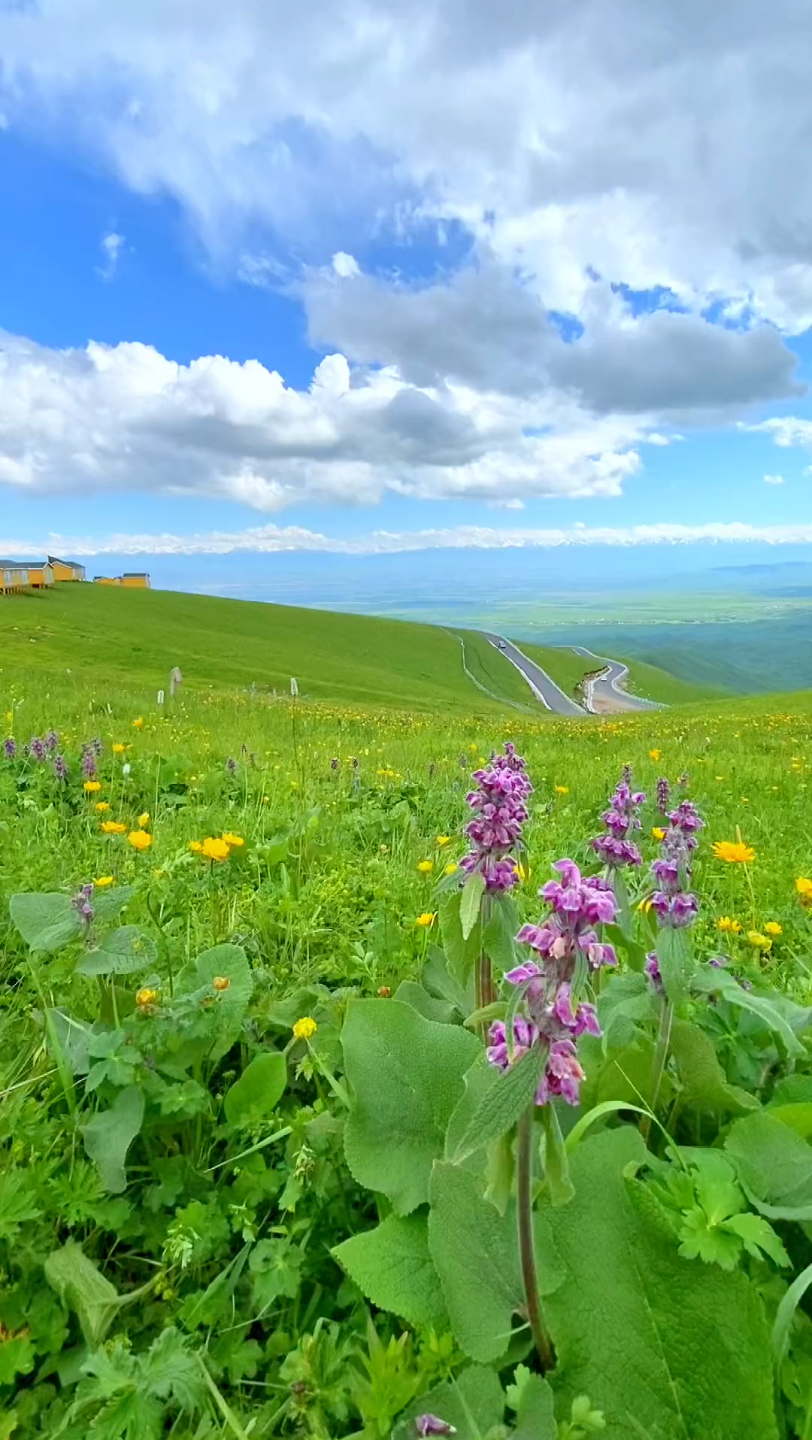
[100,820,127,835]
[83,780,102,794]
[445,862,458,875]
[649,749,662,761]
[637,897,653,913]
[222,832,245,847]
[435,835,451,846]
[138,812,150,828]
[747,930,772,952]
[652,826,666,841]
[417,859,434,874]
[127,829,152,852]
[94,876,115,888]
[293,1016,318,1041]
[202,836,230,862]
[132,717,144,729]
[111,743,126,755]
[188,840,203,853]
[513,862,531,881]
[796,878,812,906]
[555,785,569,795]
[136,987,158,1009]
[95,801,111,813]
[716,916,741,934]
[415,912,436,928]
[764,921,783,937]
[712,840,756,864]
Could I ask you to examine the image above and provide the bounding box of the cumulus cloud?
[0,329,654,509]
[3,0,812,330]
[764,473,785,485]
[4,521,812,559]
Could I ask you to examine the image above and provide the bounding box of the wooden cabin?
[120,573,151,589]
[48,555,86,583]
[0,560,54,594]
[93,576,121,586]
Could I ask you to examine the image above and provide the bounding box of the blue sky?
[3,0,812,582]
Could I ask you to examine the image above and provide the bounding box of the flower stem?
[642,997,673,1143]
[517,1107,554,1372]
[475,895,495,1022]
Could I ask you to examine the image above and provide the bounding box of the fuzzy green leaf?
[670,1020,758,1117]
[343,999,480,1214]
[512,1373,558,1439]
[393,1366,505,1440]
[535,1128,779,1439]
[726,1110,812,1219]
[224,1051,287,1129]
[76,925,158,977]
[460,871,486,941]
[693,970,805,1057]
[81,1084,144,1194]
[9,892,82,953]
[437,891,481,987]
[656,925,694,1005]
[332,1213,448,1330]
[446,1044,545,1164]
[44,1241,120,1347]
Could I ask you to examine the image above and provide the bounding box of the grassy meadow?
[2,590,812,1437]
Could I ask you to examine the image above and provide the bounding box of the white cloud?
[3,0,812,330]
[747,417,812,450]
[0,328,665,509]
[4,521,812,559]
[764,473,785,485]
[97,230,126,281]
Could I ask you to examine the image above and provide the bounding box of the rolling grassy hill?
[0,585,538,714]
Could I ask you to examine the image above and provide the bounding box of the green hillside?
[0,585,531,714]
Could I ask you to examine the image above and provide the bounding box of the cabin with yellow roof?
[48,556,86,583]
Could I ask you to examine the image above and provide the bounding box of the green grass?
[0,584,527,714]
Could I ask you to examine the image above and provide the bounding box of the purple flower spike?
[71,883,95,927]
[53,754,68,782]
[591,771,646,870]
[656,776,670,814]
[646,792,703,931]
[415,1417,457,1437]
[3,737,16,760]
[81,746,97,780]
[459,742,532,893]
[44,730,59,752]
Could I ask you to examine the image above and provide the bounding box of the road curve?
[570,646,659,712]
[483,633,585,717]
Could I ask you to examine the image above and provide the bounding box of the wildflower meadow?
[2,668,812,1438]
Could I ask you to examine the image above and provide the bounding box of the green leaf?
[76,925,158,976]
[44,1241,120,1347]
[428,1160,525,1363]
[656,926,693,1005]
[535,1128,779,1439]
[438,891,481,987]
[767,1102,812,1138]
[223,1051,287,1129]
[185,943,253,1064]
[9,892,82,952]
[597,971,653,1051]
[332,1213,448,1330]
[541,1104,574,1207]
[482,896,519,971]
[446,1045,545,1165]
[92,885,135,924]
[394,980,458,1025]
[393,1366,505,1440]
[772,1260,812,1365]
[670,1020,758,1117]
[343,999,480,1215]
[693,970,805,1058]
[677,1208,742,1269]
[512,1373,558,1440]
[422,946,469,1015]
[460,871,486,940]
[248,1238,302,1309]
[81,1084,145,1194]
[723,1213,789,1268]
[725,1111,812,1220]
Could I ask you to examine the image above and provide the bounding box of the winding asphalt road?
[483,633,585,716]
[571,646,658,712]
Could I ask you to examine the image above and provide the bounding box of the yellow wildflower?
[222,832,245,847]
[765,921,783,937]
[293,1016,318,1041]
[212,976,231,992]
[136,987,158,1009]
[513,862,531,881]
[712,840,756,864]
[138,812,150,828]
[652,826,666,842]
[83,780,101,794]
[747,931,772,952]
[417,859,434,874]
[796,878,812,905]
[94,876,115,888]
[132,717,144,729]
[445,862,458,875]
[415,912,436,928]
[188,840,204,853]
[95,801,111,813]
[127,830,152,852]
[716,916,741,934]
[100,820,127,835]
[637,897,653,913]
[555,785,569,795]
[202,836,230,862]
[649,749,662,761]
[111,743,126,754]
[436,835,451,846]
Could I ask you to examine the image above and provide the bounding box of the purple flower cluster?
[414,1418,456,1437]
[487,860,616,1107]
[54,754,69,783]
[27,735,48,761]
[650,799,704,928]
[460,742,532,893]
[3,737,16,760]
[591,773,645,869]
[656,776,670,814]
[81,744,97,780]
[71,883,95,928]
